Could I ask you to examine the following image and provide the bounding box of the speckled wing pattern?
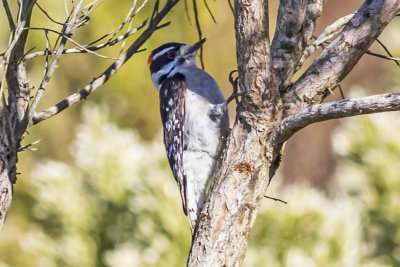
[159,73,188,215]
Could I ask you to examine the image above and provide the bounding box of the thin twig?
[43,30,50,78]
[227,0,234,15]
[2,0,15,31]
[203,0,216,23]
[120,10,135,55]
[192,0,205,69]
[35,2,65,25]
[376,39,400,67]
[29,0,84,122]
[85,0,143,47]
[24,20,148,60]
[337,84,345,99]
[366,50,400,64]
[18,139,41,152]
[83,0,103,10]
[64,0,69,17]
[297,13,355,70]
[317,37,400,68]
[184,0,192,24]
[264,195,287,204]
[276,93,400,144]
[32,0,179,125]
[82,0,104,15]
[27,26,117,57]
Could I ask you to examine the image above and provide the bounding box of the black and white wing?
[159,73,188,215]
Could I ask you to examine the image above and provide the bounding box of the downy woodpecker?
[148,39,229,232]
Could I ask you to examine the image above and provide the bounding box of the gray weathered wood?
[274,93,400,144]
[271,0,325,93]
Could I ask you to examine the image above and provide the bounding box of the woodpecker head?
[148,38,206,90]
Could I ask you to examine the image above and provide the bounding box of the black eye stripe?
[150,47,181,73]
[150,54,173,73]
[150,43,183,73]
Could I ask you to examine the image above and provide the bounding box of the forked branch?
[32,0,179,125]
[271,0,325,92]
[283,0,400,113]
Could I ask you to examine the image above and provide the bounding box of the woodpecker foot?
[227,70,244,104]
[226,91,245,105]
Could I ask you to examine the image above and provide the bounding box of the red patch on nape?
[148,54,154,65]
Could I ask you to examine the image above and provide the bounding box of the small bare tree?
[1,0,400,266]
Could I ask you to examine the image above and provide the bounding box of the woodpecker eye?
[167,50,177,60]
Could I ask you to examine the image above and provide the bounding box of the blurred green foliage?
[1,105,191,267]
[1,105,400,266]
[245,112,400,267]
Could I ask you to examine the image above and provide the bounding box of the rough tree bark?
[0,0,36,231]
[188,0,400,266]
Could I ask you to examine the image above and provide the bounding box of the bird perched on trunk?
[148,39,229,232]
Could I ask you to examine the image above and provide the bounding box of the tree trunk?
[0,110,18,231]
[187,0,282,265]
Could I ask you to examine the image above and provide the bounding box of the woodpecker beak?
[184,38,206,56]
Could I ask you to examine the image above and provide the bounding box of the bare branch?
[2,0,15,31]
[43,30,50,80]
[5,0,36,123]
[283,0,400,113]
[98,0,140,44]
[192,0,205,69]
[184,0,192,24]
[297,13,355,71]
[35,2,65,26]
[366,50,400,63]
[24,20,147,60]
[24,0,148,61]
[271,0,325,92]
[227,0,233,15]
[274,93,400,144]
[28,0,84,122]
[203,0,216,23]
[27,27,118,59]
[82,0,104,15]
[63,0,69,17]
[32,0,179,125]
[376,39,400,67]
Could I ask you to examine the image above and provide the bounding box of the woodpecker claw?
[228,70,238,85]
[226,91,245,105]
[227,70,243,105]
